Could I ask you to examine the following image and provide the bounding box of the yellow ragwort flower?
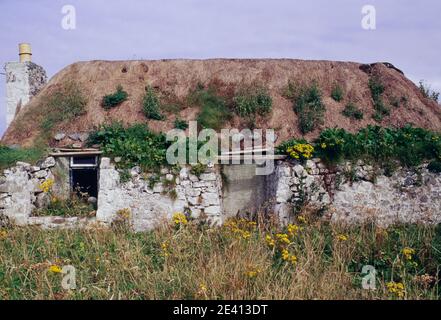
[276,233,291,245]
[287,224,300,237]
[49,265,62,273]
[39,178,54,193]
[336,234,348,242]
[297,215,307,224]
[265,235,275,247]
[402,247,415,261]
[172,212,188,226]
[386,281,405,298]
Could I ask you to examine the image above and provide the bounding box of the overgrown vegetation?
[33,195,95,218]
[292,82,326,134]
[314,126,441,166]
[174,118,188,130]
[427,160,441,173]
[369,77,390,122]
[0,145,45,170]
[87,123,169,170]
[190,163,207,178]
[419,80,440,103]
[233,86,272,118]
[342,103,364,120]
[101,85,128,110]
[190,87,231,130]
[0,217,439,299]
[331,84,344,102]
[142,85,164,120]
[40,82,88,132]
[278,125,441,169]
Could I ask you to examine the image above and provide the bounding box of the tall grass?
[0,215,439,300]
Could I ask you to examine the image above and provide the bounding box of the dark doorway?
[71,168,98,198]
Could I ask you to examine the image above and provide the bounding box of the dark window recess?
[72,156,97,166]
[71,168,98,198]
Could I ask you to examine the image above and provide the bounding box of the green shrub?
[294,82,326,134]
[142,86,164,120]
[192,88,231,130]
[233,87,272,117]
[174,118,188,130]
[0,145,46,170]
[369,77,390,122]
[342,103,363,120]
[314,125,441,166]
[87,122,169,170]
[427,160,441,173]
[102,85,128,110]
[331,84,344,102]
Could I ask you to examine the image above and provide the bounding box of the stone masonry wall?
[96,158,223,231]
[0,156,95,228]
[1,156,441,230]
[273,159,441,226]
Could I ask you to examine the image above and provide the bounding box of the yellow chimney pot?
[19,43,32,62]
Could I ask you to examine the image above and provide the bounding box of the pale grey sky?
[1,0,440,134]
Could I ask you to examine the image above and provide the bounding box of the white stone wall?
[272,159,441,227]
[2,156,441,230]
[4,61,47,128]
[96,158,223,231]
[0,157,58,223]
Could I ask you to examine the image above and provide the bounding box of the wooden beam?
[49,151,103,157]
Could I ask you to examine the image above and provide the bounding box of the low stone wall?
[0,157,96,229]
[0,157,57,225]
[97,158,223,231]
[273,159,441,226]
[1,156,441,230]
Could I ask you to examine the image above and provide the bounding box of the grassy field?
[0,214,440,300]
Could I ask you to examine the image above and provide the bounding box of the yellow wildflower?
[281,249,290,260]
[402,247,415,261]
[289,255,298,265]
[386,281,405,298]
[241,230,251,239]
[321,143,327,149]
[286,143,314,160]
[161,241,170,257]
[336,234,348,242]
[245,267,261,279]
[297,215,307,224]
[281,249,297,266]
[39,178,54,193]
[172,212,188,226]
[265,235,275,247]
[276,233,291,245]
[49,265,62,273]
[0,230,8,240]
[287,224,300,237]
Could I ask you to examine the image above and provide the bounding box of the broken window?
[70,156,99,198]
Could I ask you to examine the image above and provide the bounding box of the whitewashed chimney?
[4,43,47,128]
